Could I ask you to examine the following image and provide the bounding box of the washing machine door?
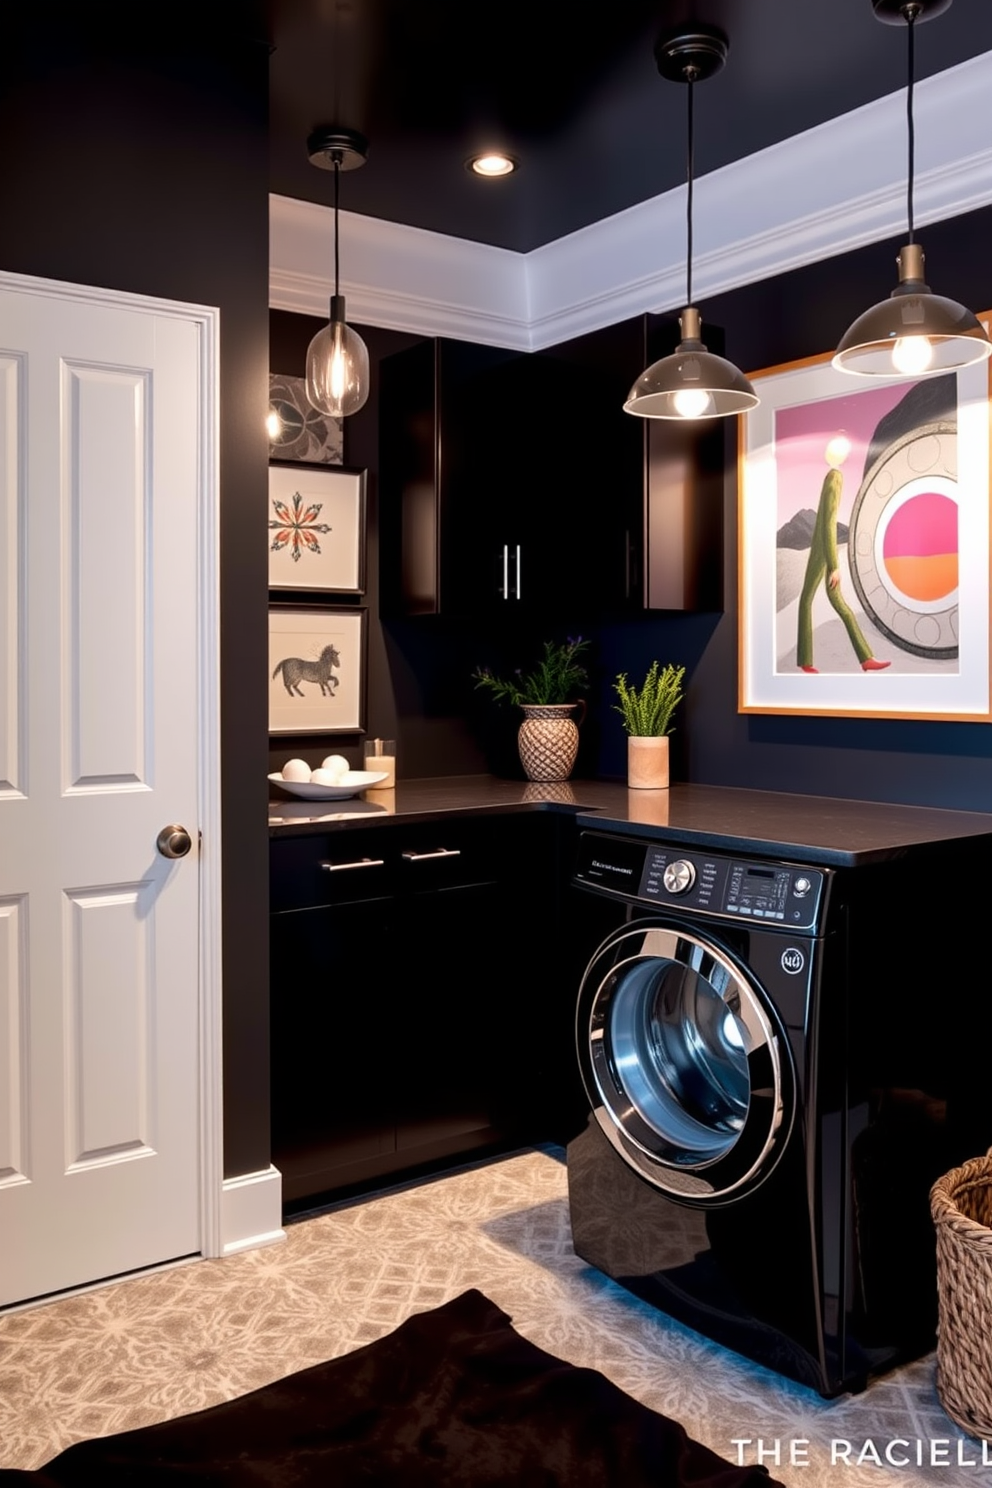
[578,922,794,1203]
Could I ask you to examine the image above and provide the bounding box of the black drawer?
[270,817,516,911]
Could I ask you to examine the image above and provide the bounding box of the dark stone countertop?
[268,775,992,867]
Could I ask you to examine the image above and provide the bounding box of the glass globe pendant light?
[833,0,991,377]
[625,27,758,422]
[305,127,371,417]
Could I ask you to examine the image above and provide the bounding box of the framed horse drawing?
[268,607,366,734]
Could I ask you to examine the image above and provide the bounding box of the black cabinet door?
[390,878,508,1154]
[270,898,398,1202]
[379,338,520,617]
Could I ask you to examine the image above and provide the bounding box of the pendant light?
[305,127,371,417]
[833,0,991,377]
[625,27,758,421]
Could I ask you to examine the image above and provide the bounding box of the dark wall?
[2,7,272,1177]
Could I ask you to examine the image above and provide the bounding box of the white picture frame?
[738,339,991,722]
[268,464,366,595]
[268,607,366,735]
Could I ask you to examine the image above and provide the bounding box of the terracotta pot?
[627,734,670,789]
[517,702,584,782]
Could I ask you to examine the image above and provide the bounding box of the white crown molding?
[270,52,992,351]
[269,196,533,349]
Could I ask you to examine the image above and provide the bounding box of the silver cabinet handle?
[515,543,521,600]
[320,857,385,872]
[401,848,462,862]
[157,825,192,859]
[502,543,509,599]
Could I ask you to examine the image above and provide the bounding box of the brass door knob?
[157,825,193,859]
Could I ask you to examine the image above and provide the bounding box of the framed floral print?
[268,464,366,595]
[268,606,366,735]
[738,335,991,721]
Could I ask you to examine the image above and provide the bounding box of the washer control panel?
[574,832,826,931]
[639,848,823,929]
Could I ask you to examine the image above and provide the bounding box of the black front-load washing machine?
[566,827,992,1398]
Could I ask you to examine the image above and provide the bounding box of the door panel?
[0,352,21,797]
[0,281,203,1306]
[64,359,150,788]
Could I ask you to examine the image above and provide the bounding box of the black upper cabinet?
[379,318,725,620]
[379,338,515,618]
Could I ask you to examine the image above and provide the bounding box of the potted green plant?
[473,638,589,781]
[612,661,685,789]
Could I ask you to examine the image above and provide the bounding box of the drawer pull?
[401,848,462,862]
[320,857,385,873]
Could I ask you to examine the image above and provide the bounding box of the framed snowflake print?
[268,464,366,595]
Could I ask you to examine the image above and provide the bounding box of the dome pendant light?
[625,27,758,421]
[833,0,991,377]
[305,127,371,418]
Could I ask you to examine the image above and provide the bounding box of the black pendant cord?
[906,10,916,243]
[333,155,341,297]
[685,69,696,309]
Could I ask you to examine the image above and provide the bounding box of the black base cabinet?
[270,813,580,1212]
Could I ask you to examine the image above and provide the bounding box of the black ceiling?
[268,0,992,254]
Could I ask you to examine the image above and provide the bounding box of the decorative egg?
[321,754,350,778]
[281,758,312,782]
[310,767,344,787]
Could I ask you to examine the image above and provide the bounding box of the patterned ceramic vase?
[517,703,583,782]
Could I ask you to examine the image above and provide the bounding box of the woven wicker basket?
[931,1151,992,1441]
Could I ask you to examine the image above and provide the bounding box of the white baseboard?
[220,1165,285,1256]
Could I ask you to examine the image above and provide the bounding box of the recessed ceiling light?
[468,151,518,178]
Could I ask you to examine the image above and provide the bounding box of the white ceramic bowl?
[268,770,389,800]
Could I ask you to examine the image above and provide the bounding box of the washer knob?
[663,858,696,895]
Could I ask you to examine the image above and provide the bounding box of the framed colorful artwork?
[268,464,366,595]
[267,373,343,464]
[268,606,366,734]
[738,334,991,721]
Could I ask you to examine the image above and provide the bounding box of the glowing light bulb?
[825,434,852,469]
[672,387,713,419]
[265,409,282,440]
[892,335,933,376]
[330,326,348,403]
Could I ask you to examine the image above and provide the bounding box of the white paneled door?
[0,273,220,1306]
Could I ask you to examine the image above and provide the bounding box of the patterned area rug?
[0,1147,983,1485]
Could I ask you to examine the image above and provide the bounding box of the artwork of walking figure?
[272,644,341,697]
[796,434,890,674]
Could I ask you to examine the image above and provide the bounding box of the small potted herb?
[612,661,685,789]
[473,638,589,781]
